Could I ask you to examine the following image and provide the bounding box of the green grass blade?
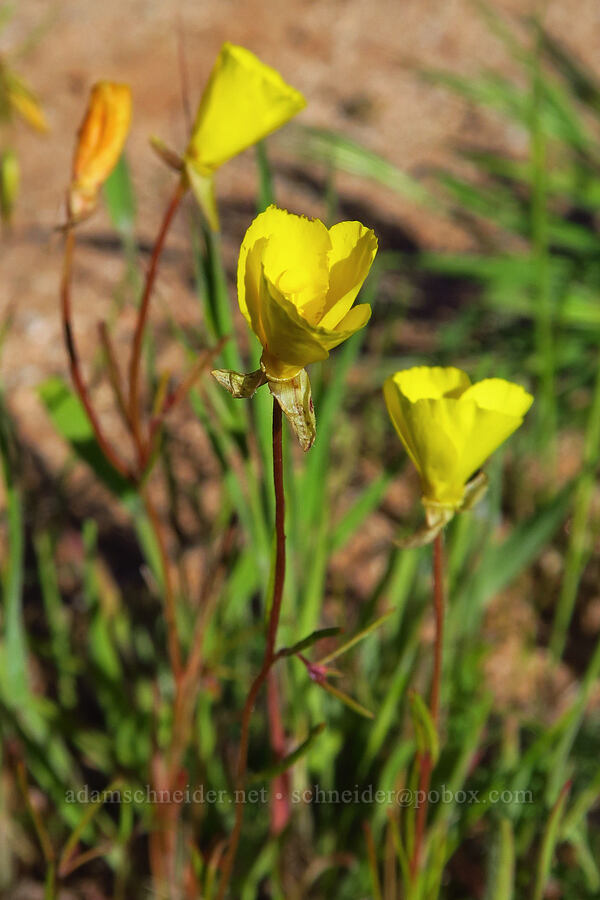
[485,818,514,900]
[0,393,27,703]
[284,124,433,206]
[533,780,570,900]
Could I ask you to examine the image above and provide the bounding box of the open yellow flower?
[213,205,377,449]
[239,205,377,380]
[384,366,533,515]
[68,81,132,222]
[183,43,305,230]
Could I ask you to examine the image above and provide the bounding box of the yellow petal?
[238,206,374,379]
[461,378,534,418]
[186,43,305,173]
[391,366,471,403]
[259,274,371,379]
[238,205,329,331]
[384,377,466,506]
[318,221,378,330]
[454,379,533,485]
[262,210,330,319]
[259,273,332,374]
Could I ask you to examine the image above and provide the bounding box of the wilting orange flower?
[68,81,132,222]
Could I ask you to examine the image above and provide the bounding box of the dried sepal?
[395,471,490,548]
[460,470,489,511]
[395,511,453,549]
[211,368,267,398]
[149,136,183,172]
[268,368,316,452]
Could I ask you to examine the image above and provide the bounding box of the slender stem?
[146,338,226,451]
[144,490,183,680]
[61,227,133,481]
[98,321,131,431]
[168,524,236,782]
[217,399,286,899]
[268,400,286,659]
[267,666,290,835]
[410,532,445,881]
[128,180,185,465]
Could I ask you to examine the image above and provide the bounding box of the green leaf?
[38,376,133,499]
[277,627,341,659]
[408,691,439,764]
[533,780,571,900]
[485,818,515,900]
[316,610,394,666]
[248,723,325,782]
[283,124,432,206]
[329,472,393,554]
[103,153,136,237]
[0,392,28,703]
[454,482,573,635]
[317,680,374,719]
[255,140,275,212]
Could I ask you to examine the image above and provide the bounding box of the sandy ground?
[0,0,598,474]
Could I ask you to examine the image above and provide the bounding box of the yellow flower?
[384,366,533,511]
[238,205,377,380]
[213,206,377,450]
[186,43,305,175]
[68,81,132,222]
[183,43,305,230]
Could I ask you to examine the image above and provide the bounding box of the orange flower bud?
[68,81,132,222]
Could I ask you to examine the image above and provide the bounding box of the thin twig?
[146,337,227,453]
[97,321,131,431]
[144,489,183,680]
[61,227,133,481]
[128,180,186,464]
[16,761,55,867]
[167,522,236,783]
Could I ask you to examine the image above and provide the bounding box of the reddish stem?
[267,668,291,835]
[216,399,286,899]
[144,490,183,680]
[61,227,133,481]
[410,531,445,880]
[128,180,185,466]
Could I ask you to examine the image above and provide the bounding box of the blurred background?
[3,0,599,461]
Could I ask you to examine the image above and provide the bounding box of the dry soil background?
[0,0,598,476]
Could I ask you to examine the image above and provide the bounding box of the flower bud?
[68,81,132,223]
